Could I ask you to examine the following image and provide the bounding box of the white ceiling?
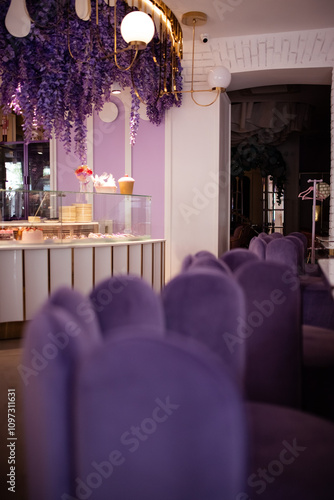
[166,0,334,40]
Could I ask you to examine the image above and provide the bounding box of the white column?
[165,91,225,280]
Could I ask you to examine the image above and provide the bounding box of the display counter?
[0,189,165,338]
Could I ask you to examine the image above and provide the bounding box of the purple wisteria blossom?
[0,0,183,162]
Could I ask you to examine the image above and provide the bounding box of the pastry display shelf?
[0,189,161,338]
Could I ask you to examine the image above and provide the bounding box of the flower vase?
[79,180,89,193]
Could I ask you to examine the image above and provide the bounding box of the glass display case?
[0,189,151,244]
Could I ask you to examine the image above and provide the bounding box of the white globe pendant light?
[207,66,232,90]
[5,0,31,38]
[75,0,91,21]
[121,11,155,48]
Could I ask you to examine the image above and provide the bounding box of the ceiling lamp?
[179,11,231,106]
[120,11,155,48]
[111,82,122,94]
[5,0,31,38]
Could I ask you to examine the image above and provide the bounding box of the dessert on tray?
[0,228,14,240]
[92,172,117,193]
[21,227,44,243]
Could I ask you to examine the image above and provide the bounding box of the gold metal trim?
[181,11,207,27]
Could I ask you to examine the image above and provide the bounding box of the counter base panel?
[0,240,165,338]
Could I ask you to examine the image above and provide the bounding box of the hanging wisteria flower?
[0,0,184,158]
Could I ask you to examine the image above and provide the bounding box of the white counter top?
[0,237,159,250]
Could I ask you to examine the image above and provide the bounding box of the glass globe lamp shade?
[121,11,155,47]
[207,66,232,90]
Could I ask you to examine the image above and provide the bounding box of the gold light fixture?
[178,11,232,106]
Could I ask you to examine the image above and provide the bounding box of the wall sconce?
[179,11,231,107]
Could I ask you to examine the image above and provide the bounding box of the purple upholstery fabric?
[220,248,260,273]
[258,232,271,240]
[235,261,302,408]
[73,332,247,500]
[302,324,334,367]
[270,232,284,239]
[286,235,305,273]
[194,250,217,259]
[301,279,334,329]
[249,237,267,259]
[89,275,165,336]
[289,231,308,254]
[245,401,334,499]
[161,268,246,386]
[187,254,232,274]
[266,238,298,275]
[21,288,102,500]
[180,254,195,271]
[302,324,334,420]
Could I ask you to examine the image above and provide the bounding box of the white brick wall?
[182,28,334,83]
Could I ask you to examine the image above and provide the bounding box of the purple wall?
[56,97,165,239]
[92,96,125,183]
[132,117,165,239]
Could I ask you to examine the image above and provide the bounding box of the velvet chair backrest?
[235,260,302,408]
[266,237,299,275]
[289,231,308,254]
[285,234,305,273]
[20,288,102,500]
[257,232,272,243]
[270,232,284,239]
[187,254,232,274]
[180,254,195,272]
[73,332,247,500]
[194,250,217,259]
[220,248,260,273]
[161,268,246,387]
[249,236,267,259]
[89,274,165,337]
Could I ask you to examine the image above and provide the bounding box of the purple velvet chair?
[180,254,195,271]
[21,288,102,500]
[266,237,298,275]
[270,232,284,239]
[258,232,271,241]
[249,236,267,259]
[235,260,302,408]
[302,323,334,421]
[286,234,306,274]
[220,248,260,273]
[289,231,308,256]
[194,250,217,259]
[73,332,248,500]
[89,274,165,336]
[161,268,246,387]
[187,254,232,274]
